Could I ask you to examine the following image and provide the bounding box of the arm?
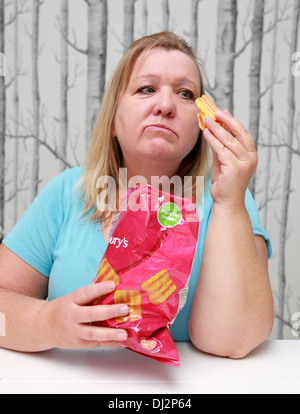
[0,244,129,352]
[188,111,274,359]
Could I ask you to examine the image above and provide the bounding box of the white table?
[0,340,299,394]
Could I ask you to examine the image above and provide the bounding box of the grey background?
[1,0,300,339]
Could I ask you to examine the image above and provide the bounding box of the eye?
[179,89,195,100]
[137,86,155,95]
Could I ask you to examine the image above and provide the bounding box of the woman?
[0,32,273,358]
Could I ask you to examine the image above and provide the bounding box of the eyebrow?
[133,74,199,92]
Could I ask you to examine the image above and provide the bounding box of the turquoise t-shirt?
[3,167,272,341]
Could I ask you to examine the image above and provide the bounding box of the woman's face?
[113,48,201,177]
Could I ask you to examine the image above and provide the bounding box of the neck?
[122,159,180,189]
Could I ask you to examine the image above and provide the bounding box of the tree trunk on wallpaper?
[59,0,69,172]
[263,0,279,230]
[277,0,300,340]
[13,0,20,223]
[162,0,170,31]
[213,0,237,113]
[85,0,108,150]
[31,0,41,201]
[248,0,265,197]
[0,0,5,242]
[123,0,136,52]
[190,0,201,53]
[142,0,148,36]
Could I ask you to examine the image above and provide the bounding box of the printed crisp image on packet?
[91,185,199,366]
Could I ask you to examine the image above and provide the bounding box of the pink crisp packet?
[91,185,199,366]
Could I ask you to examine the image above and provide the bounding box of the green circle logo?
[157,203,182,228]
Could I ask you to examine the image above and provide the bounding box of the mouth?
[145,123,177,136]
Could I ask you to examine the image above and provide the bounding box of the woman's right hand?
[46,281,129,350]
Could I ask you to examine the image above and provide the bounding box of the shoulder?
[40,167,84,199]
[50,167,85,213]
[28,167,85,220]
[49,167,83,188]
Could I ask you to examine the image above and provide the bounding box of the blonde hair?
[80,32,211,226]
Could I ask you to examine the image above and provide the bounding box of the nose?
[153,88,176,117]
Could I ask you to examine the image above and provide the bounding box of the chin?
[146,140,178,159]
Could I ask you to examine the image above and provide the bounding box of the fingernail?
[117,331,128,341]
[120,305,129,315]
[203,127,213,137]
[205,115,214,125]
[216,109,229,116]
[105,281,115,289]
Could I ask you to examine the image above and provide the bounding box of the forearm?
[0,289,53,352]
[189,204,274,358]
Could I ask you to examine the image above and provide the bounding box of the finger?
[215,110,256,153]
[204,115,247,161]
[96,341,127,349]
[203,127,236,166]
[79,303,129,324]
[72,281,116,306]
[78,325,128,343]
[77,340,126,349]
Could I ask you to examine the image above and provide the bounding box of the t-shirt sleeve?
[3,172,66,277]
[245,189,272,259]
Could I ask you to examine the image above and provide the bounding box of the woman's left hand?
[203,110,258,211]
